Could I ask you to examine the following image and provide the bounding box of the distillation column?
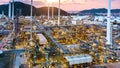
[8,0,11,18]
[106,0,112,45]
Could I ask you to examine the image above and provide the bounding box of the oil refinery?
[0,0,120,68]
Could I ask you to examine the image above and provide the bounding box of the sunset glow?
[46,0,65,3]
[0,0,120,11]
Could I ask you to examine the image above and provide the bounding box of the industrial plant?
[0,0,120,68]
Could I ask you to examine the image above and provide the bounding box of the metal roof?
[65,54,92,65]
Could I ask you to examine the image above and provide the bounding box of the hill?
[0,2,69,16]
[78,8,120,15]
[36,7,69,16]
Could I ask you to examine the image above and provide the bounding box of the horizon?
[0,0,120,12]
[0,1,120,14]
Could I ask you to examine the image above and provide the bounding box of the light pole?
[106,0,112,45]
[58,0,60,26]
[30,0,33,40]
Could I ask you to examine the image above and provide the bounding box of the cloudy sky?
[0,0,120,11]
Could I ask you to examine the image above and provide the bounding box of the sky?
[0,0,120,12]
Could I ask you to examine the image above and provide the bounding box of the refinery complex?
[0,0,120,68]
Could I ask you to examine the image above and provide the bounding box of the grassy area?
[0,52,15,68]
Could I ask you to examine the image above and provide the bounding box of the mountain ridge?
[0,2,120,16]
[0,1,69,16]
[78,8,120,15]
